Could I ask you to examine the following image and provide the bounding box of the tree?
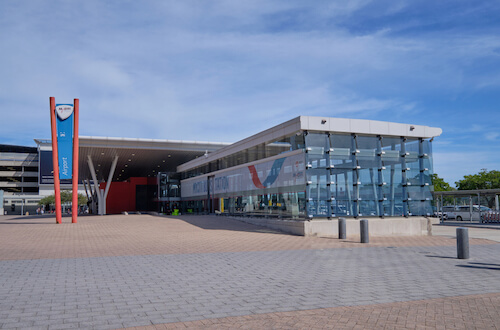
[431,174,454,192]
[455,169,500,208]
[38,194,55,207]
[38,191,88,207]
[455,169,500,190]
[432,173,455,205]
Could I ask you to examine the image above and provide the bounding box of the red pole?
[50,97,62,224]
[72,99,79,223]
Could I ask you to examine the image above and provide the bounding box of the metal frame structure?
[433,189,500,223]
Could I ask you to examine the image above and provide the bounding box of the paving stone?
[1,214,499,330]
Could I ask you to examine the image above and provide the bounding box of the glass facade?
[180,130,435,219]
[157,172,181,215]
[305,132,434,218]
[182,134,305,179]
[180,151,307,218]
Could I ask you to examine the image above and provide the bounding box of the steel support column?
[102,155,119,215]
[87,155,103,215]
[401,137,409,217]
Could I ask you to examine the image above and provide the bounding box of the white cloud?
[485,132,499,141]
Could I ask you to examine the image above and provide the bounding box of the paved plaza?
[0,214,499,329]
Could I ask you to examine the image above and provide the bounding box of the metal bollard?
[338,217,346,239]
[456,227,469,259]
[360,219,369,243]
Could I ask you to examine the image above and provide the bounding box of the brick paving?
[0,214,495,261]
[128,293,500,329]
[0,214,499,329]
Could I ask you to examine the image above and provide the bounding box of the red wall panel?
[99,177,155,214]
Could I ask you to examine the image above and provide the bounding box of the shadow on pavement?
[0,213,93,224]
[456,264,500,271]
[469,262,500,266]
[425,255,456,259]
[169,215,289,235]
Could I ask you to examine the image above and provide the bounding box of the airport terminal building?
[3,116,442,234]
[178,116,440,220]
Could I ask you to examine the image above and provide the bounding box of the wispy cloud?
[485,132,499,141]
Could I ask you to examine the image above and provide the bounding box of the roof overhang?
[177,116,443,173]
[432,189,500,196]
[35,136,230,183]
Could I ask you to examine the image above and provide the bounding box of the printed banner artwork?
[181,153,306,198]
[248,158,286,189]
[55,104,74,179]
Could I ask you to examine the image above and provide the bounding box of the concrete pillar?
[338,217,346,239]
[360,219,369,243]
[457,227,469,259]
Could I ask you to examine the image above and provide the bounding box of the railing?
[483,211,500,223]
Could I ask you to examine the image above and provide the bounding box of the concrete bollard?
[338,217,346,239]
[360,219,369,243]
[457,227,469,259]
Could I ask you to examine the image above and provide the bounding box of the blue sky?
[1,0,499,186]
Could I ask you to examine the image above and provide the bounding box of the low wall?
[228,216,439,237]
[228,216,305,235]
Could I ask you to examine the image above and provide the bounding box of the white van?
[448,205,491,221]
[441,206,456,220]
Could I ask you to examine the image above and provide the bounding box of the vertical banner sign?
[55,104,74,179]
[50,97,79,224]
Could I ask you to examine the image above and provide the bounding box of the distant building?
[0,144,40,214]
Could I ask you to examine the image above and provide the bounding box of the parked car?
[441,205,492,221]
[456,205,491,221]
[442,206,456,220]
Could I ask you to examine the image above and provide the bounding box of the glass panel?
[307,170,329,200]
[331,168,353,216]
[406,159,420,187]
[381,162,403,216]
[307,199,329,217]
[358,168,380,216]
[354,136,380,216]
[381,137,402,168]
[330,134,353,169]
[305,133,328,167]
[305,133,331,217]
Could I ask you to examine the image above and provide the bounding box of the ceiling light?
[128,159,131,161]
[168,155,171,157]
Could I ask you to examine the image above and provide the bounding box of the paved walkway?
[433,224,500,242]
[0,214,499,329]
